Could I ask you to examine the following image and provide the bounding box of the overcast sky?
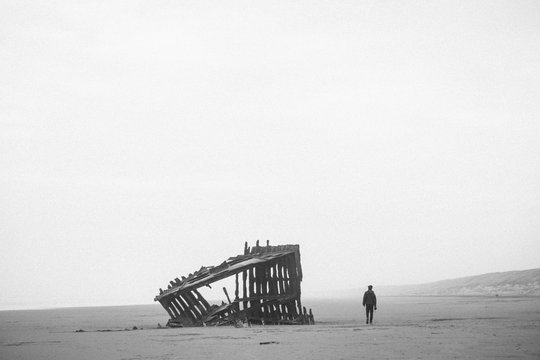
[1,0,539,309]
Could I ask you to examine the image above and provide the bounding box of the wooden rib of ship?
[154,241,314,327]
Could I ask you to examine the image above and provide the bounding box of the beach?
[1,296,539,359]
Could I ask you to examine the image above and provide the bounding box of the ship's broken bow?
[154,241,314,327]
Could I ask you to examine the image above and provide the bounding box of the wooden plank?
[234,273,240,300]
[282,257,289,294]
[223,287,232,304]
[176,295,198,323]
[285,254,299,317]
[254,265,262,318]
[170,298,182,316]
[171,296,186,313]
[182,292,203,321]
[281,259,288,294]
[242,269,248,311]
[248,266,255,314]
[275,262,283,319]
[186,291,206,318]
[192,290,208,315]
[171,297,189,324]
[160,301,175,319]
[193,289,210,312]
[262,265,270,316]
[269,262,278,322]
[277,262,284,295]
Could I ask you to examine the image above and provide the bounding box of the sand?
[1,296,539,359]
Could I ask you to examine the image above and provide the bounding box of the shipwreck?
[154,241,314,327]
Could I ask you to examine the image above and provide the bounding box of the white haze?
[1,0,539,309]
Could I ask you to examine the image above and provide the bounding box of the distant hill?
[379,268,540,297]
[310,268,540,298]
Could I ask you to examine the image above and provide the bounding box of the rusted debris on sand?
[154,241,315,327]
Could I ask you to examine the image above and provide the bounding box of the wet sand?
[1,296,539,359]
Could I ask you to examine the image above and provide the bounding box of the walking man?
[362,285,377,324]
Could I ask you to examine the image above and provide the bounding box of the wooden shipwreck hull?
[154,241,314,327]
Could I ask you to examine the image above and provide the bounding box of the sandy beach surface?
[1,296,539,359]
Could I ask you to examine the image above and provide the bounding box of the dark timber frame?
[154,241,314,327]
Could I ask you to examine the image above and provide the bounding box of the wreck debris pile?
[154,241,314,327]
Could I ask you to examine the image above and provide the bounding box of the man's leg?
[369,307,373,324]
[366,305,373,324]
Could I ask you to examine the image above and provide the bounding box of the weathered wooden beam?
[223,287,232,304]
[242,269,248,311]
[262,265,270,316]
[285,254,300,317]
[254,265,262,318]
[185,291,206,320]
[235,273,239,300]
[161,300,175,319]
[167,299,181,319]
[193,289,210,312]
[248,266,256,314]
[182,293,204,321]
[175,295,198,323]
[277,262,284,295]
